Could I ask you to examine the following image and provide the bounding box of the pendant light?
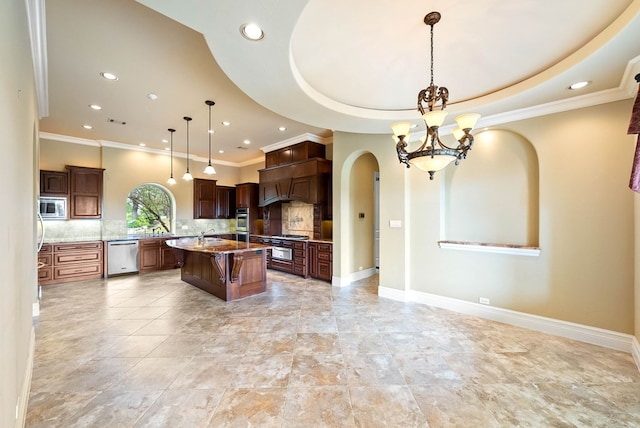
[204,100,216,174]
[167,128,176,185]
[182,116,193,181]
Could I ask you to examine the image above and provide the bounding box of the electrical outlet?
[479,297,490,305]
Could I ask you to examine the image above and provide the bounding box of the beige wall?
[1,0,39,425]
[333,100,636,334]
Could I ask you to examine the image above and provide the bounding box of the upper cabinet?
[193,178,217,219]
[194,179,239,219]
[40,170,68,196]
[66,166,104,219]
[264,141,325,168]
[235,182,258,209]
[215,186,236,219]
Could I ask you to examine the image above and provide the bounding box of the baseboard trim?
[15,327,35,428]
[379,286,634,353]
[332,268,377,288]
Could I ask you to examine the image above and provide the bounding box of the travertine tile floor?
[26,270,640,427]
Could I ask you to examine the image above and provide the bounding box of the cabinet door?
[67,166,104,219]
[40,170,68,195]
[139,240,161,272]
[216,186,235,219]
[265,151,278,168]
[193,178,217,219]
[235,183,258,209]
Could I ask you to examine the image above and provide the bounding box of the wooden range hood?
[258,157,331,207]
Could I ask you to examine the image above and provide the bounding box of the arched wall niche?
[442,129,539,247]
[339,149,381,280]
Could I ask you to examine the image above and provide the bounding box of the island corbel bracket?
[230,254,244,283]
[211,253,226,282]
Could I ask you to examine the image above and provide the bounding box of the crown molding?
[25,0,49,118]
[39,132,100,146]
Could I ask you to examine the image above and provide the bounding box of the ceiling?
[40,0,640,167]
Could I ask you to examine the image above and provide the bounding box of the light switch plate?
[389,220,402,228]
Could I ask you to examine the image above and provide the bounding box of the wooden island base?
[166,239,270,301]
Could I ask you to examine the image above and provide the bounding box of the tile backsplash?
[281,201,314,237]
[42,218,234,242]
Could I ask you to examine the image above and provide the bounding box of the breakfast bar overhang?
[165,238,272,301]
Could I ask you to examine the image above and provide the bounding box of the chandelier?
[392,11,480,180]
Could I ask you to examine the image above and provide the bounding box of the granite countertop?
[165,238,272,255]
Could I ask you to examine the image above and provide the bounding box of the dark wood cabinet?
[236,182,258,209]
[193,178,217,219]
[309,241,332,282]
[139,239,161,272]
[265,141,325,168]
[67,166,104,219]
[139,238,180,272]
[258,158,331,207]
[215,186,235,219]
[39,241,104,285]
[40,170,68,196]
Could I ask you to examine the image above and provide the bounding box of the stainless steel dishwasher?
[107,240,139,276]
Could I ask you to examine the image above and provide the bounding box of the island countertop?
[165,238,272,254]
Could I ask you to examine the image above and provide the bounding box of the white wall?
[0,0,39,425]
[333,100,636,334]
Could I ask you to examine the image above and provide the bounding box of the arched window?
[126,183,174,235]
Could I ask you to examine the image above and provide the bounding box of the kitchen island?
[165,238,272,301]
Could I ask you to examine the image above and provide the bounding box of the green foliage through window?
[127,184,172,233]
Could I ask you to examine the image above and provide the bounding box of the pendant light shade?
[167,128,176,185]
[204,100,216,174]
[182,116,193,181]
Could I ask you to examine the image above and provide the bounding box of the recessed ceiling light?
[569,81,590,90]
[240,23,264,41]
[100,72,118,81]
[147,93,158,100]
[243,139,251,145]
[218,150,224,154]
[83,124,93,129]
[89,104,102,110]
[162,139,168,143]
[139,143,146,147]
[165,147,170,151]
[278,126,287,131]
[208,129,214,134]
[222,121,230,126]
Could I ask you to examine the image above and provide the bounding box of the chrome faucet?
[197,228,216,245]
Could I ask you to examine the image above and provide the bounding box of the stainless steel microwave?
[39,197,67,220]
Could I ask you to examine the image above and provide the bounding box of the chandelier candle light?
[182,116,193,181]
[392,11,481,180]
[167,128,176,185]
[204,100,216,174]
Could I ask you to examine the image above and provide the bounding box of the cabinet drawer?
[317,243,332,253]
[139,239,161,248]
[317,251,332,261]
[293,248,306,257]
[293,265,306,275]
[54,242,103,252]
[38,267,53,282]
[55,251,102,265]
[54,262,102,279]
[38,253,52,266]
[271,258,293,272]
[294,241,306,249]
[39,244,52,254]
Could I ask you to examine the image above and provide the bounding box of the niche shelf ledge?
[438,241,541,257]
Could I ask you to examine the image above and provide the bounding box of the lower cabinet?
[139,238,180,273]
[38,241,104,285]
[309,241,332,282]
